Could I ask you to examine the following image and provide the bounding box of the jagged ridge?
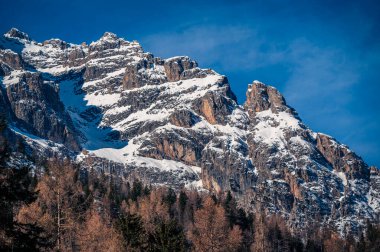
[0,28,379,236]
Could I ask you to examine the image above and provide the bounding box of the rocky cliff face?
[0,28,379,236]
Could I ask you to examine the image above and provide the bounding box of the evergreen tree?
[117,212,146,250]
[179,190,188,214]
[224,191,237,228]
[164,187,176,207]
[235,208,253,231]
[268,222,283,251]
[148,219,185,252]
[143,184,151,196]
[305,239,323,252]
[0,113,9,165]
[365,222,380,251]
[356,232,366,252]
[131,180,143,201]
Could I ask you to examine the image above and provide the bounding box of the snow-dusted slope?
[0,28,379,235]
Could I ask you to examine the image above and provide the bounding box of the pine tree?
[179,190,188,213]
[365,222,380,251]
[164,187,176,207]
[130,180,143,201]
[164,187,176,217]
[148,219,185,252]
[224,191,237,228]
[178,190,188,224]
[0,113,9,165]
[117,212,146,250]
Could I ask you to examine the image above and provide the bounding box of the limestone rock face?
[138,128,206,166]
[245,81,295,116]
[0,49,24,74]
[201,135,254,194]
[164,56,197,82]
[169,110,199,128]
[192,77,237,125]
[0,28,379,237]
[4,72,80,151]
[316,133,370,180]
[43,39,69,50]
[122,55,166,90]
[194,92,227,124]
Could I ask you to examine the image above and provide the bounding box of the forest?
[0,117,380,251]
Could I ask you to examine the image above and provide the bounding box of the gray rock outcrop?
[0,28,378,237]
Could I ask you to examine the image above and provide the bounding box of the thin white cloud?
[142,25,263,69]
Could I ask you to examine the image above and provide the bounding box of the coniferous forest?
[1,114,380,252]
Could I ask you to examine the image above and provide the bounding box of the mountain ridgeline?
[0,28,379,237]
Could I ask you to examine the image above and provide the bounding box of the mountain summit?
[0,29,379,236]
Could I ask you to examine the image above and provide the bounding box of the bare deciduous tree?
[189,196,242,252]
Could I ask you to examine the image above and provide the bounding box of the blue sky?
[1,0,379,167]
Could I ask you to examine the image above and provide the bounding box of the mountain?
[0,28,379,236]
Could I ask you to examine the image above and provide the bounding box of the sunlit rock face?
[0,28,378,236]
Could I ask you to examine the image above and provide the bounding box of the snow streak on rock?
[0,28,379,236]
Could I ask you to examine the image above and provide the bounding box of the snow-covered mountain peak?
[3,28,30,41]
[88,31,134,52]
[245,80,297,119]
[0,29,379,236]
[101,31,119,40]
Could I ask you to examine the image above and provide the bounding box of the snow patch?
[333,170,348,186]
[253,109,302,150]
[84,92,121,107]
